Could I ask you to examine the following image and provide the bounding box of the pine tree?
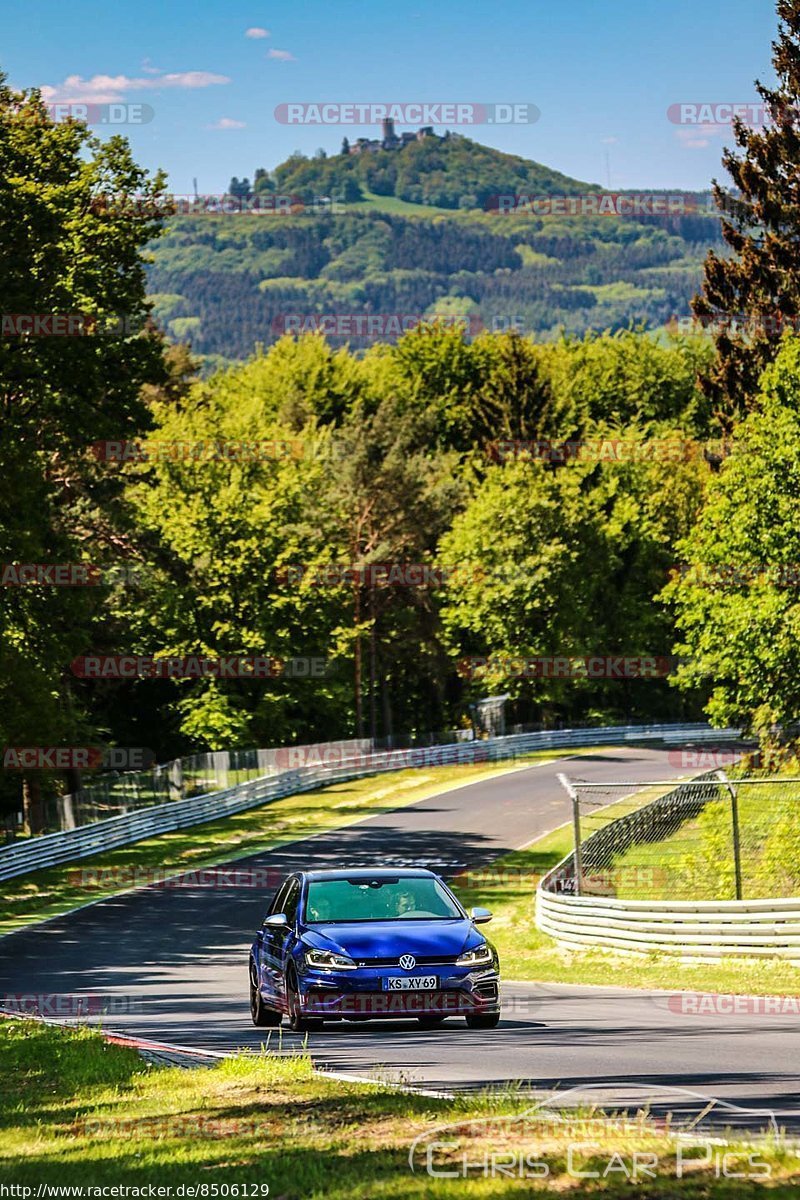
[693,0,800,425]
[341,136,350,156]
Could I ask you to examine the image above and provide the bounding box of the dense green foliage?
[667,335,800,737]
[103,326,715,761]
[148,205,723,365]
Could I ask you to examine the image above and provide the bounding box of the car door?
[273,878,301,1009]
[257,878,292,1006]
[262,877,301,1009]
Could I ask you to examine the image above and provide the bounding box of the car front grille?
[354,955,459,967]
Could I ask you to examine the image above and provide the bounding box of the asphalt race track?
[3,743,798,1131]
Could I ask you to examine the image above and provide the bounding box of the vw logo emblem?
[399,954,416,970]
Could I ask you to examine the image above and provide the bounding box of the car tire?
[249,960,282,1027]
[417,1016,446,1029]
[287,971,324,1033]
[465,1011,501,1029]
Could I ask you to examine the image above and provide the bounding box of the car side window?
[282,880,301,926]
[267,879,290,919]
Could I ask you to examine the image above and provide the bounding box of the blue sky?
[4,0,781,193]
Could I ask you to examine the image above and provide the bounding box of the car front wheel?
[287,971,324,1033]
[249,960,282,1027]
[465,1011,501,1029]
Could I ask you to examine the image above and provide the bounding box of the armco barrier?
[0,723,734,882]
[536,889,800,961]
[536,764,800,961]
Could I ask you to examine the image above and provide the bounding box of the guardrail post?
[717,769,743,901]
[558,772,582,896]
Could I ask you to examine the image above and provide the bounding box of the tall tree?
[693,1,800,425]
[0,77,170,830]
[665,334,800,741]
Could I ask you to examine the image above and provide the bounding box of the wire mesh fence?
[44,741,372,835]
[557,770,800,902]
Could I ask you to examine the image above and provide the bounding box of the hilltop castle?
[346,119,447,156]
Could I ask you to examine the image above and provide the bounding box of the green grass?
[0,751,579,938]
[3,1019,798,1196]
[346,189,461,216]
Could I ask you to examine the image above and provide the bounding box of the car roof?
[301,867,438,881]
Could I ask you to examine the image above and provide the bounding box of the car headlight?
[456,942,493,967]
[304,948,357,971]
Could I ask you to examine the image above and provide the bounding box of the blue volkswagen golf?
[248,868,501,1031]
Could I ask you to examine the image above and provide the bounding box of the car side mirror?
[470,906,492,924]
[263,913,289,928]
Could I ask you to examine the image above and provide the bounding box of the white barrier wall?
[536,885,800,961]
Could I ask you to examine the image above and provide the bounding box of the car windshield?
[304,876,462,922]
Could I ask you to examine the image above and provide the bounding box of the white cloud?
[141,58,164,75]
[245,27,270,38]
[41,71,230,103]
[601,136,618,145]
[675,124,724,150]
[267,49,296,61]
[208,117,246,129]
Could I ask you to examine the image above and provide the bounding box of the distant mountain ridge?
[149,134,722,368]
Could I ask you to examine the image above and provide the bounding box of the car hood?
[301,919,480,960]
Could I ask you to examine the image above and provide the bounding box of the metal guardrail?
[536,889,800,961]
[0,722,731,883]
[536,760,800,961]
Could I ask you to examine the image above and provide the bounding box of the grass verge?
[2,1019,799,1196]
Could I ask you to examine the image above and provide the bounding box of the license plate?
[384,975,438,991]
